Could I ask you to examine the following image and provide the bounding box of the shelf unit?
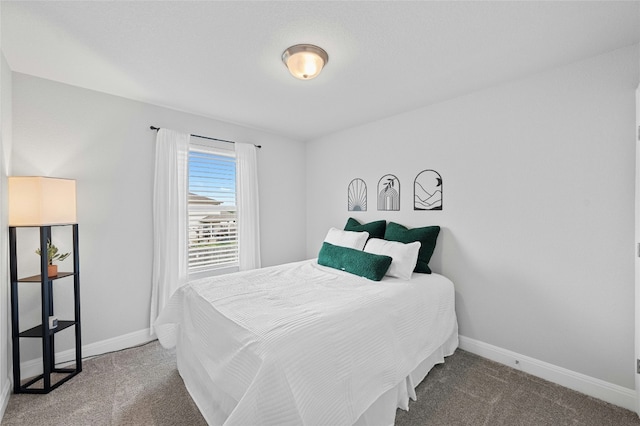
[9,224,82,394]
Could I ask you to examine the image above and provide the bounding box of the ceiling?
[2,1,639,142]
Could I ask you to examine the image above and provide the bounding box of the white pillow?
[324,227,369,250]
[363,238,421,280]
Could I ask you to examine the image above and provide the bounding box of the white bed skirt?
[177,323,459,426]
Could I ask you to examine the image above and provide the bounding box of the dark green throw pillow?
[344,218,386,239]
[318,242,392,281]
[384,222,440,274]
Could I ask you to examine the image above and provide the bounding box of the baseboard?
[20,328,157,380]
[0,379,11,421]
[458,335,637,412]
[12,331,637,413]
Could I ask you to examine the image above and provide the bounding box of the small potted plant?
[35,239,71,277]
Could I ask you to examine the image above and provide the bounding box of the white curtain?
[150,128,190,334]
[235,142,261,271]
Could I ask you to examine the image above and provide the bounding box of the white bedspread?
[155,259,457,426]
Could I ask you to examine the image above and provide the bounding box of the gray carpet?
[2,340,638,425]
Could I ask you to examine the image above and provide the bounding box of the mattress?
[155,259,458,426]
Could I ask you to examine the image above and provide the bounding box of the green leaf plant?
[35,240,71,265]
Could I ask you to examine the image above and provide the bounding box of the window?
[188,142,238,275]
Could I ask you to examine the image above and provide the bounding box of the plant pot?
[48,265,58,277]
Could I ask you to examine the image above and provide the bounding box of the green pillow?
[318,242,392,281]
[384,222,440,274]
[344,218,386,239]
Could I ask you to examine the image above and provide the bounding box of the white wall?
[306,45,639,390]
[11,73,307,362]
[0,50,13,414]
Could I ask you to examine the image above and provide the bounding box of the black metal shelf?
[18,368,80,394]
[18,272,76,282]
[9,224,82,394]
[19,321,76,338]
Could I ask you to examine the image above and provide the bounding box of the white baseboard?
[0,380,11,421]
[20,328,157,380]
[458,335,637,412]
[12,331,637,414]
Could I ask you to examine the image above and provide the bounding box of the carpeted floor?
[2,340,638,425]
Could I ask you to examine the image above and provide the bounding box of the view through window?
[188,146,238,273]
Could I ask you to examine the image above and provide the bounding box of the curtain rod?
[150,126,262,149]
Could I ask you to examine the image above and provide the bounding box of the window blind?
[188,146,238,273]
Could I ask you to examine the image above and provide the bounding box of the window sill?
[189,265,239,281]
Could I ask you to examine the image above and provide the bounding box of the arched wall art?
[377,174,400,211]
[414,169,442,210]
[347,178,367,211]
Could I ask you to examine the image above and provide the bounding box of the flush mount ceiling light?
[282,44,329,80]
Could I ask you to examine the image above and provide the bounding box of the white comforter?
[155,259,457,426]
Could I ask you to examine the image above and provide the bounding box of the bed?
[155,258,458,426]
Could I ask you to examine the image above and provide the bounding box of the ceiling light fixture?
[282,44,329,80]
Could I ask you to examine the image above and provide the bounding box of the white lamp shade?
[9,177,77,226]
